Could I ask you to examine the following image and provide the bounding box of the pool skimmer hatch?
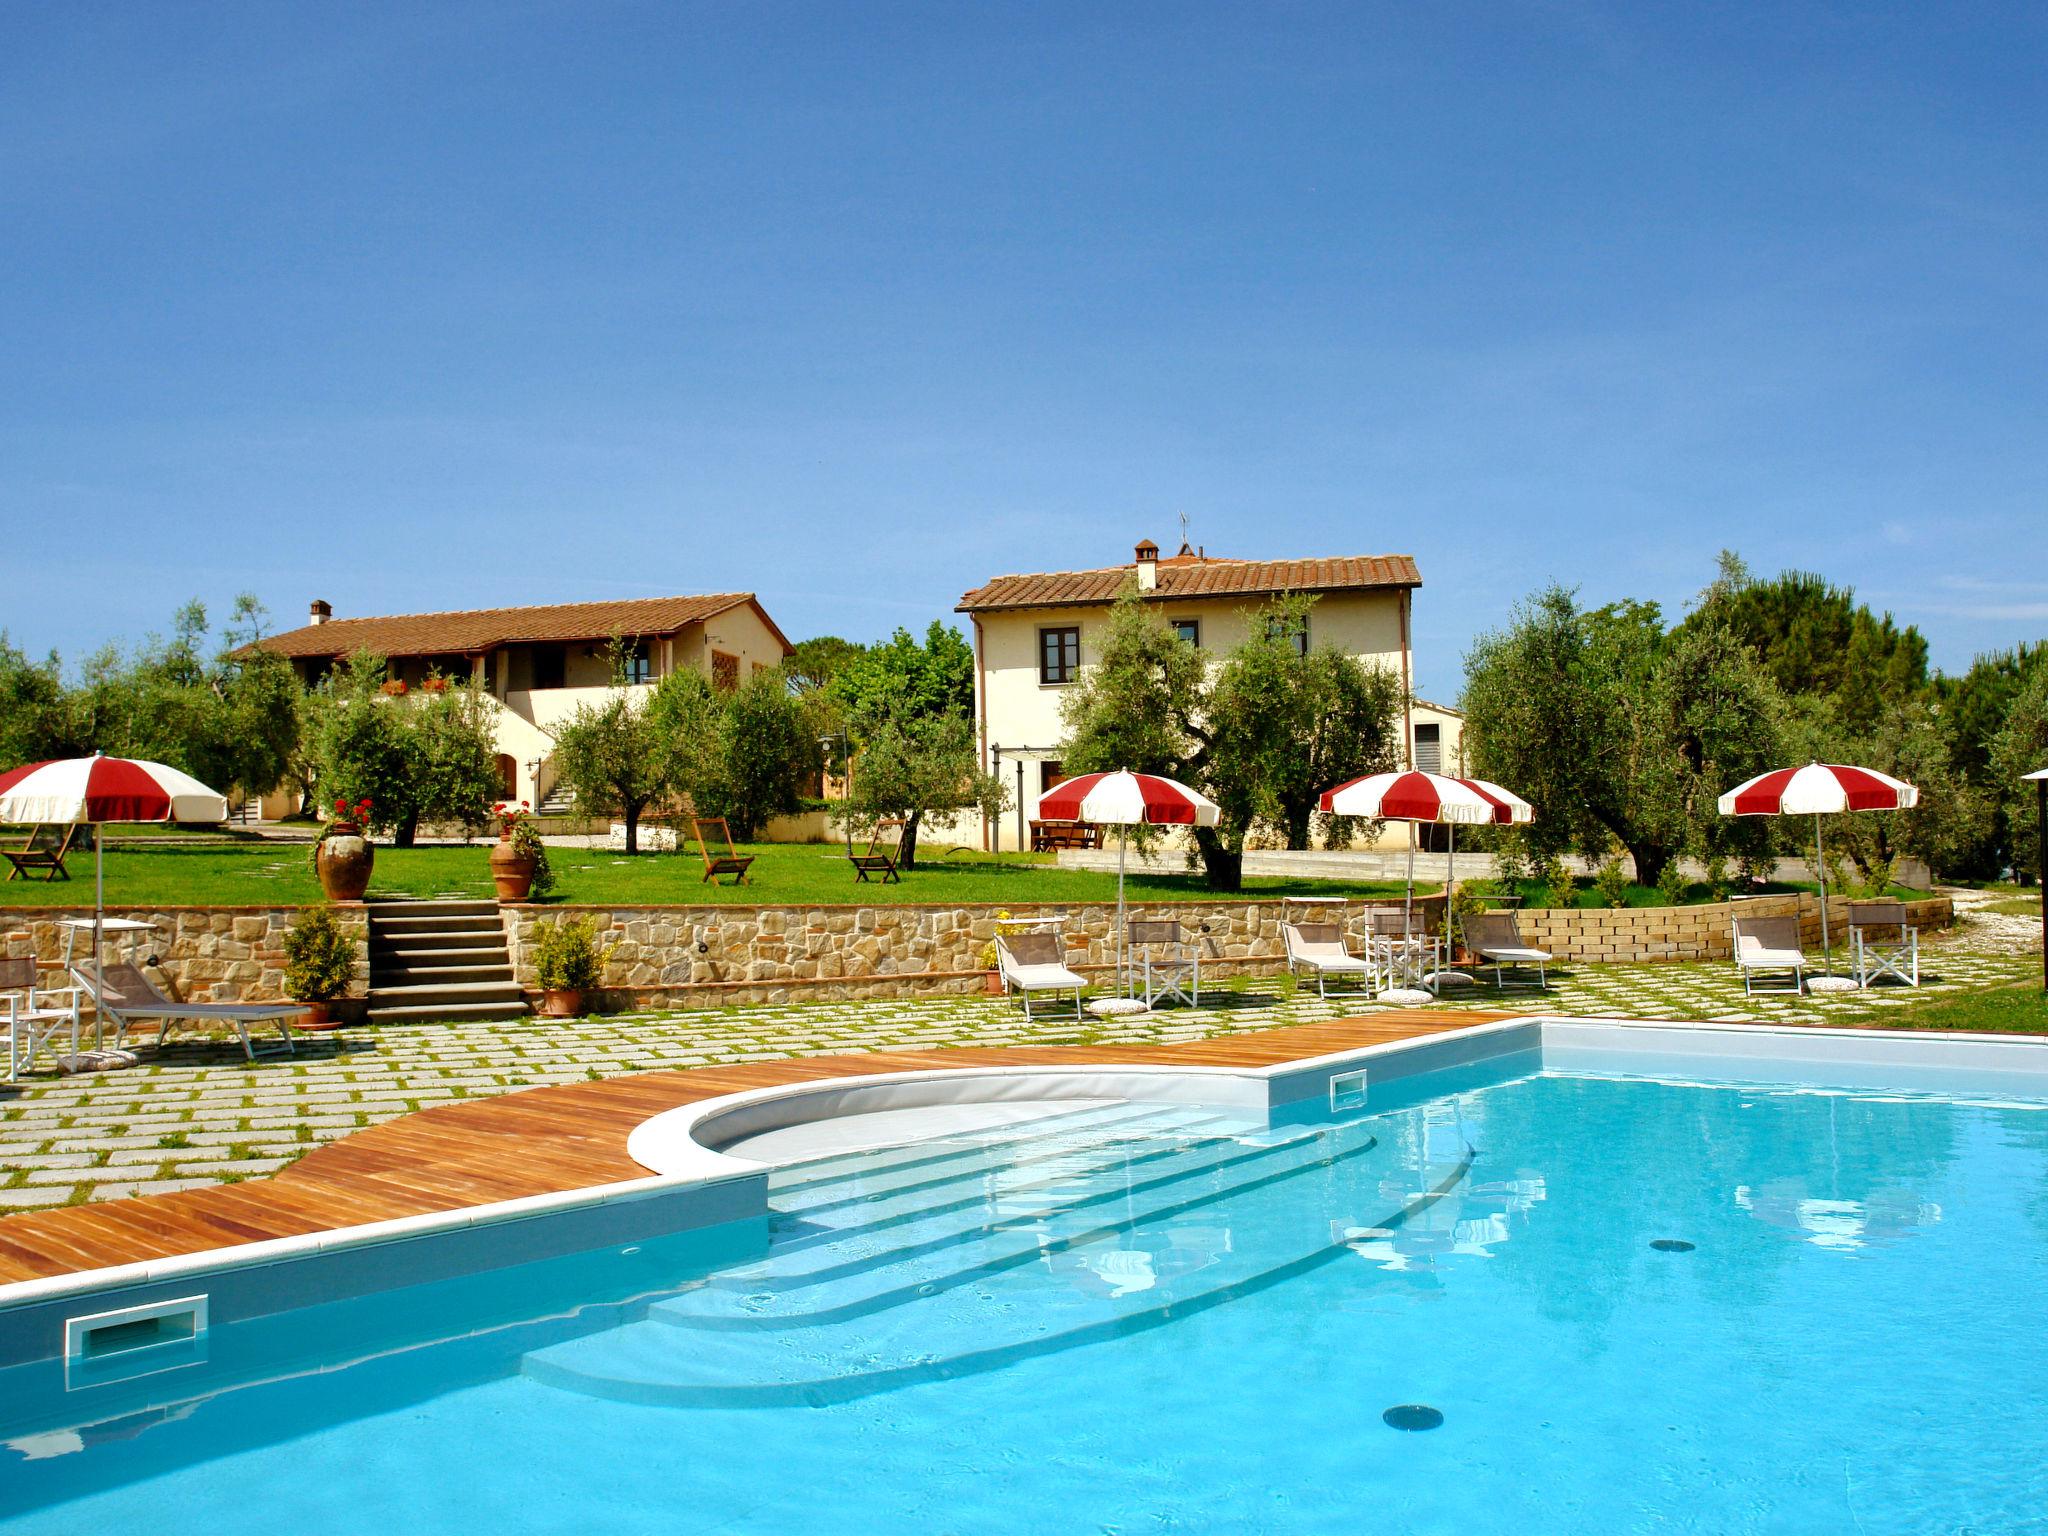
[1382,1404,1444,1432]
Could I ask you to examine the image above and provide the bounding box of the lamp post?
[990,744,1001,856]
[819,731,850,845]
[2027,767,2048,991]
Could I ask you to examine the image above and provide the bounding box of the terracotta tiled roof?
[254,594,790,660]
[956,554,1420,613]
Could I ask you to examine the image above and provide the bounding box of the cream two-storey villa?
[258,593,792,811]
[955,540,1431,851]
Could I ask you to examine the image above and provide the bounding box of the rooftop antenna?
[1176,510,1194,557]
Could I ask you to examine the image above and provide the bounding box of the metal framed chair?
[1126,919,1200,1008]
[2,955,80,1079]
[1366,908,1440,994]
[1848,900,1919,988]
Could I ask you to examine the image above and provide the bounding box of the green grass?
[1876,981,2048,1035]
[1983,896,2042,918]
[0,839,1411,909]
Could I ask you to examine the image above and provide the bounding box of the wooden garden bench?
[3,824,79,882]
[848,818,905,884]
[690,816,755,885]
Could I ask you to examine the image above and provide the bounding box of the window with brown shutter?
[1039,627,1080,684]
[712,650,740,692]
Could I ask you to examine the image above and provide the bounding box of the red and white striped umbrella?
[1717,762,1919,817]
[1035,770,1220,828]
[0,755,229,1023]
[1718,763,1919,983]
[0,755,228,826]
[1319,770,1532,826]
[1319,769,1534,962]
[1034,770,1218,1000]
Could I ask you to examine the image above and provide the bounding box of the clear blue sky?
[4,2,2043,698]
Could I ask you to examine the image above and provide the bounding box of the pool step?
[768,1102,1235,1217]
[520,1133,1472,1408]
[727,1128,1328,1306]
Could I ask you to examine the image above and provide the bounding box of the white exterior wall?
[967,588,1413,851]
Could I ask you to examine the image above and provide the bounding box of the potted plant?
[978,910,1010,994]
[282,904,355,1029]
[531,913,615,1018]
[380,678,409,696]
[488,801,553,901]
[1446,880,1491,963]
[313,796,376,901]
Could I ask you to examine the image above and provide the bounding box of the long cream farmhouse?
[256,593,793,812]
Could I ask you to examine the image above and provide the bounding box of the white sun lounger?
[995,931,1086,1022]
[1466,912,1554,991]
[73,962,300,1061]
[1282,921,1372,998]
[1732,916,1808,996]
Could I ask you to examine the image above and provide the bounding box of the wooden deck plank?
[0,1011,1518,1285]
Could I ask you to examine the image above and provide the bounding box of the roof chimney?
[310,599,332,626]
[1134,539,1158,591]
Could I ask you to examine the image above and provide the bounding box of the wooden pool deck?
[0,1009,1513,1287]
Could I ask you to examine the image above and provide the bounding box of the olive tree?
[1462,587,1783,887]
[311,653,499,844]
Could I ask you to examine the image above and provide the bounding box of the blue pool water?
[5,1053,2048,1534]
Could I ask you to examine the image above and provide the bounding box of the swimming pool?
[3,1021,2046,1533]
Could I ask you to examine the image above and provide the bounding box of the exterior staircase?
[366,900,529,1024]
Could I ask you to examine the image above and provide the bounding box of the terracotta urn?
[490,836,537,900]
[982,970,1004,995]
[295,1000,342,1032]
[540,987,584,1018]
[316,830,374,901]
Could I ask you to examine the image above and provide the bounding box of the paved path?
[0,935,2034,1214]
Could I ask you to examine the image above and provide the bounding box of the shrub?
[532,915,617,992]
[1655,860,1690,908]
[1857,854,1897,900]
[979,910,1009,971]
[1593,859,1632,910]
[1537,856,1578,910]
[1701,852,1732,903]
[1447,881,1490,951]
[282,905,356,1001]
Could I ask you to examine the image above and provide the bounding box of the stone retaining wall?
[0,906,371,1013]
[1,890,1955,1022]
[502,896,1450,1011]
[1505,893,1952,964]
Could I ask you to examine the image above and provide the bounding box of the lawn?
[0,839,1412,909]
[1876,981,2048,1035]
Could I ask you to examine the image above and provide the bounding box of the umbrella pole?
[94,823,105,1050]
[1116,827,1128,996]
[1403,821,1415,930]
[1446,823,1457,956]
[1815,812,1832,976]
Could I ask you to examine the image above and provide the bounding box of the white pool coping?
[2,1013,2042,1324]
